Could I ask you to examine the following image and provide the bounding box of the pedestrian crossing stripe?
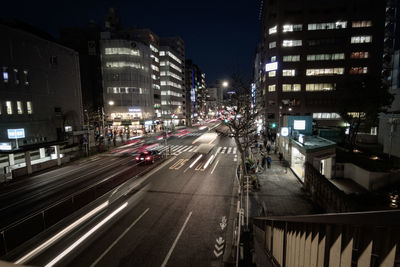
[157,145,238,155]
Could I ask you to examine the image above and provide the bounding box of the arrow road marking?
[216,237,225,245]
[220,222,227,230]
[214,250,223,258]
[215,243,224,251]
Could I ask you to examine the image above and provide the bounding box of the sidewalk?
[250,153,321,217]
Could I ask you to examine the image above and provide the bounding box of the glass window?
[349,67,368,74]
[307,53,345,61]
[269,41,277,49]
[351,36,372,43]
[6,101,12,114]
[306,68,344,76]
[306,83,336,91]
[282,84,301,92]
[105,47,140,56]
[149,44,158,53]
[283,55,300,62]
[268,84,276,92]
[27,101,33,114]
[271,56,276,62]
[268,71,276,77]
[2,67,8,83]
[350,51,369,59]
[160,51,165,56]
[17,101,23,114]
[23,70,29,85]
[308,21,347,30]
[352,21,372,28]
[282,40,302,47]
[269,25,277,34]
[282,69,296,76]
[282,24,302,32]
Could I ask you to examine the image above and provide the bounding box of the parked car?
[135,150,163,164]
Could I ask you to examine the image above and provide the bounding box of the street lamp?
[222,81,229,88]
[108,100,114,106]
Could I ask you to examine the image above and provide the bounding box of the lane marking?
[169,159,189,170]
[15,201,109,264]
[189,155,203,168]
[89,208,149,267]
[227,147,232,154]
[161,211,193,267]
[233,147,237,154]
[220,147,227,154]
[203,155,215,170]
[211,160,220,174]
[45,202,128,267]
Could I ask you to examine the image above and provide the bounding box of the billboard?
[7,128,25,139]
[293,120,306,130]
[265,62,278,72]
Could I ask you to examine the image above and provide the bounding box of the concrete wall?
[338,163,390,190]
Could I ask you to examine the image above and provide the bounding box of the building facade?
[159,37,185,126]
[185,60,206,124]
[260,0,386,129]
[0,21,83,147]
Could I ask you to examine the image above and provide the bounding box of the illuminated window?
[106,62,143,69]
[269,41,276,49]
[270,56,276,62]
[160,51,165,56]
[105,48,140,56]
[27,101,33,114]
[16,101,23,114]
[152,74,157,80]
[2,67,8,83]
[13,69,19,85]
[306,68,344,76]
[282,69,296,76]
[306,83,336,91]
[351,36,372,43]
[151,64,159,72]
[352,21,372,28]
[313,113,341,119]
[282,40,302,47]
[282,84,301,92]
[268,84,276,92]
[269,25,277,34]
[268,71,276,77]
[283,55,300,62]
[350,52,369,59]
[153,84,160,90]
[307,53,345,61]
[6,101,12,114]
[308,21,347,30]
[349,67,368,74]
[149,44,158,53]
[165,51,182,64]
[282,24,303,32]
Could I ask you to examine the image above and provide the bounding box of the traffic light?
[270,122,277,128]
[224,119,229,124]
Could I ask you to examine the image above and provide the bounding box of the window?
[282,24,303,32]
[306,83,336,91]
[153,84,161,90]
[23,70,29,85]
[349,67,368,74]
[282,40,302,47]
[283,55,300,62]
[268,71,276,77]
[27,101,33,114]
[105,47,140,56]
[6,101,12,114]
[160,51,166,56]
[351,36,372,43]
[166,51,182,64]
[350,51,369,59]
[308,21,347,30]
[282,69,296,76]
[269,25,277,34]
[306,68,344,76]
[270,56,276,62]
[151,65,159,72]
[282,84,301,92]
[13,69,19,85]
[151,74,157,80]
[313,113,341,119]
[106,62,144,69]
[2,67,8,83]
[269,41,277,49]
[268,84,276,92]
[352,21,372,28]
[17,101,23,114]
[307,53,345,61]
[149,44,158,53]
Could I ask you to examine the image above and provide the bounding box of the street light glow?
[222,81,229,87]
[108,100,114,106]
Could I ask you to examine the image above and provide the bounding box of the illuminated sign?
[128,108,141,112]
[265,62,278,72]
[298,134,304,144]
[0,142,12,150]
[281,127,289,137]
[293,120,306,130]
[7,128,25,139]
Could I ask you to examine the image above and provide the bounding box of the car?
[135,150,163,164]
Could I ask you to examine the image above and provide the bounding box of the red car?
[135,150,163,164]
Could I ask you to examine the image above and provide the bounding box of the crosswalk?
[186,132,203,136]
[159,145,238,156]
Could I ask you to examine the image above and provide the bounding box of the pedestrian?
[267,156,272,169]
[266,144,271,155]
[263,140,267,149]
[279,152,283,162]
[261,154,267,169]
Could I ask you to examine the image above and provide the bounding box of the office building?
[0,20,83,147]
[159,37,185,126]
[260,0,386,129]
[185,60,206,124]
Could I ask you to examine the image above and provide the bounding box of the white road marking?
[227,147,232,154]
[220,147,227,154]
[181,146,192,152]
[89,208,149,267]
[188,146,197,152]
[211,160,220,174]
[161,212,193,267]
[233,147,237,154]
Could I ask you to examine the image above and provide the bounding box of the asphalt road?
[11,130,239,267]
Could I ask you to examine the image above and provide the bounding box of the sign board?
[293,120,306,130]
[7,128,25,139]
[265,62,278,72]
[281,127,289,137]
[0,142,12,150]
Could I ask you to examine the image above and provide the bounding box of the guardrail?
[0,158,165,257]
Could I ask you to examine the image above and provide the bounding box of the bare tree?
[217,74,259,182]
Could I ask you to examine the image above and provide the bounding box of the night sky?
[0,0,262,84]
